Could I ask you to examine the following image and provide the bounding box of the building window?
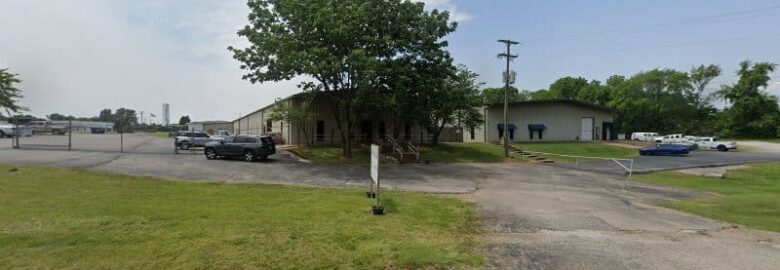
[266,120,272,133]
[316,121,325,142]
[470,126,475,140]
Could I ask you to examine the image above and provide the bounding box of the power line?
[526,4,780,43]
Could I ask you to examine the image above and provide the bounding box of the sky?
[1,0,779,123]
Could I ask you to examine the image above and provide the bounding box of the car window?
[197,133,209,138]
[223,136,235,143]
[233,136,245,143]
[185,132,194,137]
[244,137,258,143]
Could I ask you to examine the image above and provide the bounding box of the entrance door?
[361,121,373,143]
[580,118,594,141]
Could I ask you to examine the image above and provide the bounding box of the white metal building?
[465,100,615,143]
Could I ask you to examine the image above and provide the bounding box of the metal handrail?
[520,150,635,178]
[407,142,420,160]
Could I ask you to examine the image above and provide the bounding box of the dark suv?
[204,135,276,162]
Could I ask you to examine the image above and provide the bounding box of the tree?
[98,109,113,122]
[229,0,456,158]
[716,61,779,138]
[178,115,191,126]
[608,69,696,134]
[113,108,138,132]
[47,113,76,121]
[481,86,530,105]
[268,93,317,146]
[418,64,484,145]
[687,64,721,134]
[0,68,24,118]
[548,76,589,100]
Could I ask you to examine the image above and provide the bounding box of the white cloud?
[0,0,298,122]
[417,0,473,22]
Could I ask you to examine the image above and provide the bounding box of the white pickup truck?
[659,134,698,149]
[694,137,737,152]
[0,124,13,138]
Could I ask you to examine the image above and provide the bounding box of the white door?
[580,118,594,141]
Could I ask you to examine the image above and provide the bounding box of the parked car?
[0,124,14,138]
[175,132,212,150]
[209,130,232,141]
[695,137,737,152]
[631,132,660,142]
[27,121,68,135]
[91,127,106,134]
[639,144,690,156]
[659,134,698,150]
[204,135,276,162]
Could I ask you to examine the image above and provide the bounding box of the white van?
[631,132,659,142]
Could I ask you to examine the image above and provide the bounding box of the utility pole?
[498,39,519,157]
[139,111,145,125]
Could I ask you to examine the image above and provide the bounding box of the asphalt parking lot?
[555,149,780,175]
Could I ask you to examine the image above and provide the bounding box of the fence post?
[120,132,124,153]
[13,121,19,149]
[68,120,72,150]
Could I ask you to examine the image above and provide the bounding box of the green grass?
[514,142,637,163]
[634,163,780,232]
[421,143,513,163]
[289,147,377,166]
[144,132,171,138]
[0,165,483,269]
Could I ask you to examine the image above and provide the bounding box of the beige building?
[187,121,233,135]
[235,94,614,146]
[465,100,615,143]
[233,93,443,146]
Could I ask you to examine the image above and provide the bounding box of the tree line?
[483,62,779,138]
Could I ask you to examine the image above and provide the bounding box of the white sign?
[370,144,379,184]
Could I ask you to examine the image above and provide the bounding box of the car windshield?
[223,136,235,143]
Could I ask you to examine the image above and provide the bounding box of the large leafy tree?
[547,76,589,100]
[229,0,455,158]
[417,64,483,145]
[178,115,191,126]
[716,61,779,138]
[608,69,696,134]
[113,108,138,132]
[687,64,721,134]
[0,68,24,118]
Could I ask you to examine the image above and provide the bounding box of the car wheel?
[0,131,4,138]
[717,145,728,152]
[244,150,256,162]
[179,142,191,150]
[205,148,217,160]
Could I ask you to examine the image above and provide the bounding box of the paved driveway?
[555,150,780,175]
[477,165,780,269]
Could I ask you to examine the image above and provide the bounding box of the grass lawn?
[293,143,514,165]
[144,132,171,139]
[514,142,637,163]
[420,143,513,163]
[0,165,483,269]
[288,146,377,166]
[633,163,780,232]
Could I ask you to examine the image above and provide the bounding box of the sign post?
[369,144,384,215]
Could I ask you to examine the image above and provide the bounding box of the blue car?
[639,144,690,156]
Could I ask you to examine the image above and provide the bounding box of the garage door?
[580,118,594,141]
